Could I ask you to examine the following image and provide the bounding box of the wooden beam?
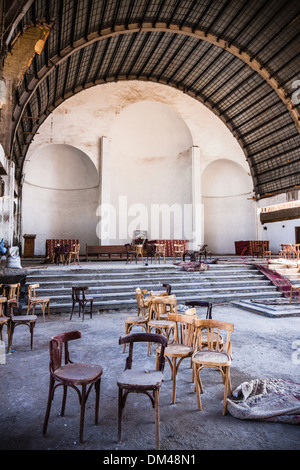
[260,207,300,224]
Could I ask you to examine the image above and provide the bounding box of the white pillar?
[191,146,203,251]
[99,136,113,245]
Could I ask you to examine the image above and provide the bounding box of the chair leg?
[61,385,68,416]
[118,387,124,444]
[30,322,35,350]
[95,378,101,425]
[79,384,87,443]
[43,375,55,436]
[193,363,203,411]
[90,300,93,319]
[222,367,231,416]
[172,358,177,404]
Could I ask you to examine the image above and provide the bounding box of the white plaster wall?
[257,194,300,253]
[23,80,255,254]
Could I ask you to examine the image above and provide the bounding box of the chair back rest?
[162,283,171,295]
[149,295,177,319]
[194,319,234,353]
[155,243,166,253]
[7,283,20,300]
[119,332,167,371]
[72,286,88,301]
[28,283,39,300]
[185,300,212,319]
[168,313,196,347]
[49,330,81,372]
[0,297,7,316]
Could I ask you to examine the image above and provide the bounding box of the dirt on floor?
[0,303,299,457]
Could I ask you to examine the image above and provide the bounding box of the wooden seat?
[27,283,50,322]
[156,313,196,404]
[117,332,167,450]
[123,288,150,352]
[192,319,234,415]
[43,330,103,444]
[173,243,185,263]
[0,297,9,345]
[68,243,80,264]
[70,286,93,321]
[135,243,144,262]
[154,243,166,264]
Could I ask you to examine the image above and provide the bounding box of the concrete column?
[191,146,204,251]
[98,136,114,245]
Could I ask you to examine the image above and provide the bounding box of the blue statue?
[0,238,7,255]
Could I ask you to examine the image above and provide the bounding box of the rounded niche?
[110,100,193,158]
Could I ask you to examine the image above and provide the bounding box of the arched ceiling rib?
[3,0,300,198]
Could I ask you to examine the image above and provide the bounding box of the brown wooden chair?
[173,243,185,262]
[0,297,9,345]
[27,283,50,322]
[290,284,300,303]
[123,288,150,352]
[43,330,103,444]
[117,332,167,450]
[192,319,234,415]
[70,286,93,321]
[68,243,80,264]
[8,290,37,353]
[156,313,196,404]
[154,243,166,264]
[147,295,177,354]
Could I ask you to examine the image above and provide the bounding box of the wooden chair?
[290,284,300,303]
[147,295,177,354]
[117,332,167,450]
[123,288,150,352]
[173,243,185,263]
[42,330,103,444]
[8,292,37,353]
[27,284,50,322]
[70,286,93,321]
[154,243,166,264]
[292,244,300,261]
[0,297,9,345]
[156,313,196,404]
[68,243,80,264]
[135,243,144,263]
[198,244,212,261]
[192,319,234,415]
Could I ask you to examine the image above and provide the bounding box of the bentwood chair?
[192,319,234,415]
[154,243,166,264]
[8,291,37,353]
[117,332,167,450]
[156,313,196,404]
[43,330,103,444]
[70,286,93,321]
[173,243,185,263]
[147,295,177,354]
[27,284,50,322]
[68,243,80,264]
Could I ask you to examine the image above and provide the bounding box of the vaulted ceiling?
[2,0,300,198]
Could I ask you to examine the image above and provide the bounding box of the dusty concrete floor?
[0,303,299,454]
